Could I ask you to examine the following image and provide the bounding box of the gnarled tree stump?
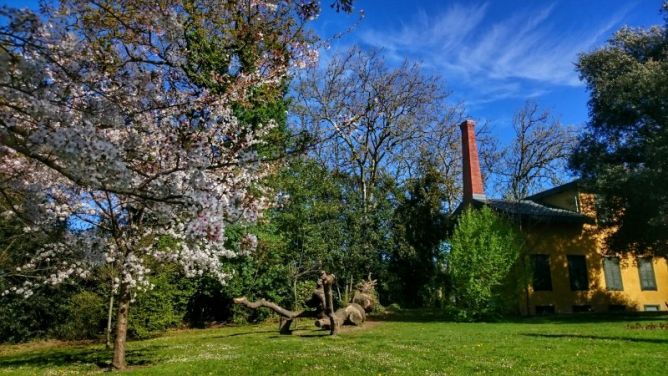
[234,272,376,335]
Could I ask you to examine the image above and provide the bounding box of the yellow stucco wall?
[519,192,668,314]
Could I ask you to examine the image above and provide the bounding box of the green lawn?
[0,313,666,375]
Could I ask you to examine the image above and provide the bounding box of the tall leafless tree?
[292,46,501,213]
[495,102,577,200]
[292,47,450,211]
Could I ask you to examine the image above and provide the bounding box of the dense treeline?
[0,29,560,345]
[3,0,661,348]
[0,138,523,342]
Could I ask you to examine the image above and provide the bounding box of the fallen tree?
[233,272,376,335]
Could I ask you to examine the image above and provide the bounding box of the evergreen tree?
[571,3,668,255]
[390,160,449,307]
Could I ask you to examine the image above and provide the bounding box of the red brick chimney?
[460,120,485,203]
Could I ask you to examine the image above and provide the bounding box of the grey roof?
[451,180,593,224]
[474,198,589,224]
[524,179,581,202]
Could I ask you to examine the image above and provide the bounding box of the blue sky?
[314,0,665,138]
[3,0,664,141]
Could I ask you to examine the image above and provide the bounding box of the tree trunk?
[233,297,319,334]
[292,278,298,311]
[315,303,365,328]
[321,272,338,335]
[105,291,114,350]
[111,286,131,370]
[233,297,303,318]
[234,272,372,335]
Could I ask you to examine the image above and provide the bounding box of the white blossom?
[0,2,303,298]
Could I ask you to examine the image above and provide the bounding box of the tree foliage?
[258,158,394,306]
[0,0,325,369]
[447,207,522,320]
[291,47,457,298]
[389,160,449,307]
[571,3,668,255]
[266,160,345,275]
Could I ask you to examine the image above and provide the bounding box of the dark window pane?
[595,195,613,225]
[532,255,552,291]
[567,255,588,291]
[572,305,591,313]
[638,258,657,291]
[608,304,626,312]
[603,257,623,291]
[535,305,555,315]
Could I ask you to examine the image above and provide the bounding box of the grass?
[0,312,666,375]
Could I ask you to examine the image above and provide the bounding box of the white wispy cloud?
[358,1,633,102]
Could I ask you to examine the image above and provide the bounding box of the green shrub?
[0,287,71,343]
[447,207,523,320]
[52,291,106,340]
[128,265,197,339]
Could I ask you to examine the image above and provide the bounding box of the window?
[608,304,626,312]
[603,257,623,291]
[532,255,552,291]
[535,305,555,315]
[572,305,592,313]
[594,195,613,225]
[643,305,660,312]
[638,257,657,291]
[567,255,588,291]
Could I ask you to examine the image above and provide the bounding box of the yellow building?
[457,120,668,315]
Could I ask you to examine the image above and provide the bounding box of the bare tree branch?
[494,101,576,200]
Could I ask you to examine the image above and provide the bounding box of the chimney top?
[460,119,476,129]
[460,119,485,203]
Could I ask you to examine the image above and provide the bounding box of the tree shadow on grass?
[0,345,166,370]
[212,329,280,338]
[507,312,668,325]
[265,328,331,339]
[369,309,454,323]
[370,309,668,324]
[281,331,330,338]
[521,333,668,344]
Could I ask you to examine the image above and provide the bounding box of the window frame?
[603,256,624,291]
[638,257,657,291]
[643,305,660,312]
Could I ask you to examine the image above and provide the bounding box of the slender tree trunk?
[105,291,114,350]
[292,278,298,310]
[112,285,131,370]
[321,272,338,335]
[343,274,353,304]
[336,283,342,303]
